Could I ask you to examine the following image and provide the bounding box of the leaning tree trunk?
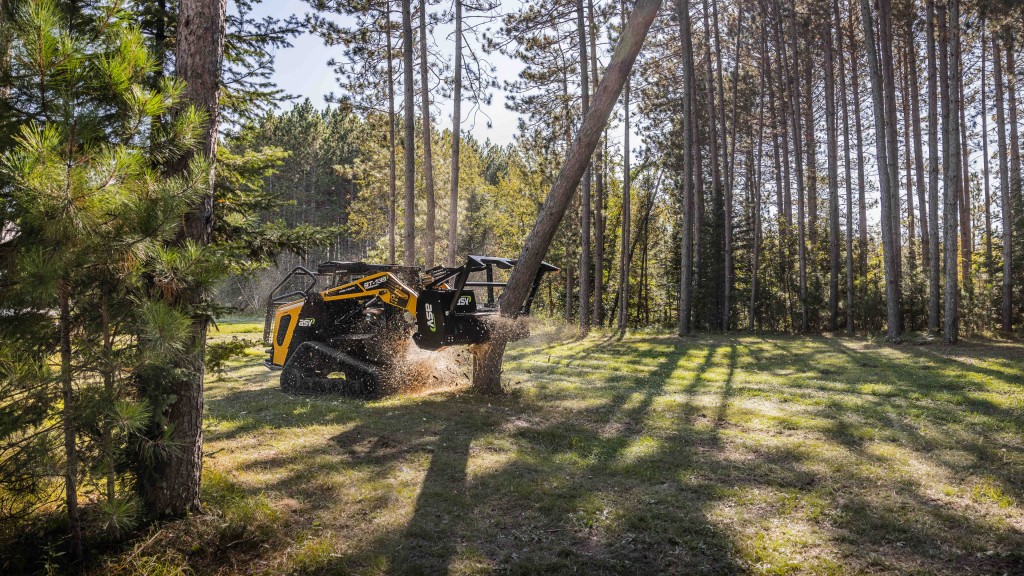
[145,0,226,517]
[402,0,416,267]
[448,0,462,266]
[418,0,436,268]
[471,0,662,393]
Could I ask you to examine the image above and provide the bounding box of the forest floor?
[100,318,1024,575]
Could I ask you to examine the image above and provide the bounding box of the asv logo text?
[425,303,436,332]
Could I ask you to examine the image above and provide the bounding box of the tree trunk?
[994,37,1012,332]
[470,0,662,393]
[851,7,868,304]
[577,0,592,336]
[787,0,808,333]
[618,0,631,332]
[448,0,462,266]
[146,0,226,517]
[1007,40,1022,328]
[589,0,605,326]
[860,0,901,341]
[902,49,917,276]
[723,3,744,331]
[837,0,854,333]
[59,288,82,564]
[387,6,398,264]
[981,23,993,277]
[678,0,695,335]
[908,16,930,283]
[824,2,840,332]
[402,0,416,267]
[926,0,940,332]
[418,0,436,268]
[939,0,959,343]
[878,0,902,298]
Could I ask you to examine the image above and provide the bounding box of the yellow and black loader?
[263,256,557,395]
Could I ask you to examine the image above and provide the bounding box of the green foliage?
[205,337,260,376]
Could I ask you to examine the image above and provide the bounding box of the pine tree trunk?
[902,50,917,276]
[837,0,854,333]
[470,0,661,392]
[418,0,436,268]
[851,8,868,303]
[926,0,941,333]
[618,0,631,332]
[59,287,82,564]
[577,0,592,336]
[678,0,695,335]
[878,0,902,299]
[981,23,993,277]
[387,6,398,264]
[448,0,462,266]
[402,0,416,267]
[146,0,226,517]
[723,4,744,331]
[908,17,930,283]
[939,0,960,343]
[588,0,604,326]
[787,0,808,333]
[860,0,901,341]
[824,3,840,332]
[1007,41,1022,328]
[994,37,1012,332]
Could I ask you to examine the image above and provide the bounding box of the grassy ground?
[107,319,1024,575]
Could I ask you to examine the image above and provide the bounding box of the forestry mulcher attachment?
[263,256,558,395]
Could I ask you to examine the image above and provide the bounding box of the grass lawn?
[109,321,1024,575]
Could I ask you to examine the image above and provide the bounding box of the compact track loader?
[263,256,558,395]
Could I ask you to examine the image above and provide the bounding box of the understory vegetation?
[11,317,1018,575]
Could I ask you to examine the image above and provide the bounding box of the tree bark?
[787,0,808,333]
[824,1,840,332]
[679,0,695,335]
[418,0,436,268]
[577,0,592,336]
[908,16,930,283]
[387,5,398,264]
[837,0,854,333]
[981,23,993,277]
[994,37,1012,332]
[403,0,416,267]
[59,288,82,564]
[860,0,901,341]
[470,0,661,393]
[926,0,940,332]
[939,0,959,343]
[448,0,462,266]
[618,0,631,332]
[589,0,605,326]
[146,0,226,517]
